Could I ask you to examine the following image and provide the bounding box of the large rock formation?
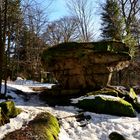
[41,41,131,89]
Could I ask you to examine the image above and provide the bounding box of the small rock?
[109,132,126,140]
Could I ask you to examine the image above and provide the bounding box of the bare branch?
[66,0,95,42]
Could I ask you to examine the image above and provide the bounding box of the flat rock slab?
[42,41,131,89]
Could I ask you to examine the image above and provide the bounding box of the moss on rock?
[41,41,130,63]
[120,88,140,113]
[30,112,60,140]
[87,89,118,97]
[0,100,21,118]
[87,87,140,113]
[3,112,60,140]
[91,41,129,53]
[77,96,136,117]
[129,88,137,101]
[0,101,21,126]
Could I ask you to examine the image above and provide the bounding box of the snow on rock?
[6,82,34,93]
[71,94,120,104]
[71,95,95,104]
[7,80,54,93]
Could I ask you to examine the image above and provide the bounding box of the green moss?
[41,42,79,60]
[44,128,55,140]
[91,41,129,53]
[0,100,21,118]
[92,42,112,52]
[29,112,60,140]
[129,91,140,113]
[129,88,137,100]
[77,96,136,117]
[41,41,130,63]
[41,44,86,63]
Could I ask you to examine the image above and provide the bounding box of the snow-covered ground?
[0,80,140,140]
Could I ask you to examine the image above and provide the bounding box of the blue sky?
[47,0,102,21]
[41,0,103,39]
[49,0,68,20]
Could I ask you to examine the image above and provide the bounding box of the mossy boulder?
[115,88,138,101]
[0,100,21,118]
[87,87,140,113]
[114,87,140,113]
[0,101,21,126]
[3,112,60,140]
[76,96,136,117]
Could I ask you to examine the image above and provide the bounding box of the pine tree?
[101,0,123,41]
[0,0,22,94]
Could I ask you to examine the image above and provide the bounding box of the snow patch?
[71,94,120,104]
[0,81,140,140]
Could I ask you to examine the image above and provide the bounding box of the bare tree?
[58,16,79,42]
[116,0,140,56]
[42,22,62,46]
[42,16,79,46]
[66,0,95,42]
[118,0,140,36]
[14,0,50,80]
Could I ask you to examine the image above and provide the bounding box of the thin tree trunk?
[0,3,4,94]
[3,0,8,95]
